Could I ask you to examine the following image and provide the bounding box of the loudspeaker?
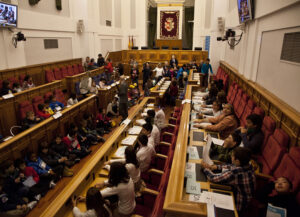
[77,20,84,33]
[161,46,169,50]
[195,47,202,50]
[141,46,148,50]
[152,47,159,50]
[132,46,138,50]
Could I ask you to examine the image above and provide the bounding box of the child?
[99,78,107,89]
[201,147,255,214]
[79,119,104,145]
[106,96,119,118]
[145,116,160,147]
[39,142,72,177]
[257,177,298,217]
[22,111,42,130]
[89,80,99,94]
[49,95,64,112]
[209,131,242,163]
[0,80,12,96]
[96,108,112,132]
[135,134,155,172]
[62,130,91,159]
[67,93,79,106]
[36,104,51,119]
[22,75,35,90]
[12,82,22,93]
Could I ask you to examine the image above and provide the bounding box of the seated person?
[36,104,51,119]
[49,95,64,112]
[216,90,227,105]
[83,113,105,137]
[39,142,72,177]
[0,80,12,96]
[79,119,105,145]
[135,134,155,172]
[89,80,98,94]
[144,78,152,97]
[104,146,142,192]
[72,187,112,217]
[96,108,112,132]
[176,64,188,80]
[169,80,178,106]
[209,131,242,163]
[26,152,61,184]
[67,93,79,106]
[22,111,42,130]
[50,135,80,166]
[256,177,298,217]
[62,130,91,159]
[203,84,218,105]
[99,78,107,89]
[88,58,98,70]
[0,179,37,216]
[194,104,239,139]
[197,100,222,118]
[238,114,264,154]
[22,75,35,90]
[201,147,255,214]
[154,107,166,131]
[106,96,119,118]
[79,74,92,95]
[145,117,160,147]
[12,82,22,93]
[94,162,136,217]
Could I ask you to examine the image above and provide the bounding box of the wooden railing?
[220,61,300,147]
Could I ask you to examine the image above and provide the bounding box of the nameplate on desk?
[2,93,14,99]
[53,112,62,119]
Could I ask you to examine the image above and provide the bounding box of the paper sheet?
[53,112,62,119]
[121,135,137,145]
[2,93,14,99]
[203,134,214,165]
[186,179,201,195]
[212,138,224,146]
[136,119,146,126]
[266,203,287,217]
[121,118,131,126]
[114,146,127,157]
[188,146,200,160]
[128,126,142,135]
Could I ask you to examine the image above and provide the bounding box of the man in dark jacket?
[118,76,128,121]
[142,62,152,90]
[97,53,105,67]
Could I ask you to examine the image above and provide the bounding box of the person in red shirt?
[104,59,113,81]
[96,108,112,132]
[36,104,51,119]
[169,80,178,106]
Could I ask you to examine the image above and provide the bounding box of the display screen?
[237,0,252,23]
[0,2,17,28]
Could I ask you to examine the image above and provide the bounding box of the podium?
[156,39,182,50]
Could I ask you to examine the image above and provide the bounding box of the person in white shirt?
[106,96,119,118]
[72,187,112,217]
[135,134,155,172]
[79,74,92,95]
[104,146,141,192]
[89,80,99,95]
[145,117,160,147]
[153,63,164,81]
[99,78,106,89]
[147,109,165,131]
[67,93,79,106]
[198,101,223,119]
[95,162,136,217]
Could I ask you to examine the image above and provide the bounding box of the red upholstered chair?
[72,64,79,75]
[45,69,55,83]
[273,153,300,192]
[233,89,243,111]
[19,101,34,120]
[53,89,66,106]
[151,192,165,217]
[78,64,84,73]
[289,146,300,169]
[228,85,239,105]
[67,65,74,76]
[53,68,63,80]
[253,106,265,119]
[19,74,26,85]
[223,74,229,91]
[241,99,256,126]
[8,77,19,89]
[236,93,249,118]
[60,66,68,78]
[151,154,167,171]
[261,116,276,150]
[44,92,53,102]
[32,96,44,115]
[297,191,300,206]
[257,129,289,175]
[226,82,236,102]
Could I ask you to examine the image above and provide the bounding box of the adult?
[97,53,105,67]
[79,74,92,95]
[169,54,178,67]
[142,62,151,90]
[153,63,164,82]
[118,76,128,121]
[83,56,90,71]
[194,104,239,139]
[130,64,139,86]
[176,64,188,80]
[201,58,213,87]
[135,134,155,172]
[238,114,264,154]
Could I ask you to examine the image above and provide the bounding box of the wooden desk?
[36,97,156,217]
[150,78,171,104]
[156,39,182,50]
[188,69,202,86]
[164,85,238,217]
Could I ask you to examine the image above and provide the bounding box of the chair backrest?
[261,116,276,149]
[44,92,53,102]
[19,101,34,120]
[241,99,256,126]
[73,64,80,75]
[226,83,236,102]
[236,93,249,118]
[8,77,19,89]
[233,89,243,111]
[0,80,2,89]
[53,68,63,80]
[228,85,239,104]
[253,106,265,119]
[60,66,68,78]
[67,65,74,76]
[273,153,300,192]
[273,128,290,149]
[289,146,300,169]
[54,89,66,106]
[32,96,44,114]
[19,74,26,85]
[78,64,84,73]
[45,69,55,83]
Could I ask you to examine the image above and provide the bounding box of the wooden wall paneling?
[11,134,31,159]
[252,89,261,106]
[148,51,158,62]
[269,104,282,127]
[46,119,60,143]
[0,98,17,136]
[0,145,13,165]
[259,96,270,116]
[59,112,71,136]
[29,125,48,153]
[280,114,299,146]
[127,51,138,61]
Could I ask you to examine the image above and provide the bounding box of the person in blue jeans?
[201,58,213,87]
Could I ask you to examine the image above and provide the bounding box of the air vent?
[106,20,112,26]
[280,32,300,64]
[44,39,58,49]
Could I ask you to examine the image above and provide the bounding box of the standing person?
[130,64,139,86]
[83,56,90,71]
[153,63,164,82]
[97,53,105,67]
[169,54,178,67]
[72,187,112,217]
[118,76,128,121]
[201,58,213,87]
[104,59,113,81]
[197,59,204,72]
[142,62,151,90]
[117,63,124,76]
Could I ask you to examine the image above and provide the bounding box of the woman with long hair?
[72,187,111,217]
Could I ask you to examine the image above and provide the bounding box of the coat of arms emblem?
[164,17,174,32]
